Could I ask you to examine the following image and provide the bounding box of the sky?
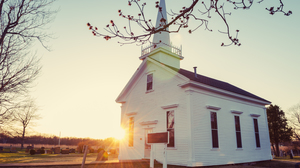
[30,0,300,140]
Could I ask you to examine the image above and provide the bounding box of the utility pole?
[58,132,61,146]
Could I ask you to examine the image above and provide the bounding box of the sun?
[113,127,126,140]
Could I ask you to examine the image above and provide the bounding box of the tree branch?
[87,0,291,46]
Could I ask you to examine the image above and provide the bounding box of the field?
[0,143,77,149]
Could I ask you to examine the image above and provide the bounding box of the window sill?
[236,148,243,151]
[211,148,220,151]
[146,90,154,94]
[255,148,261,150]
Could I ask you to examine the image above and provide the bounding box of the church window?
[211,112,219,148]
[167,110,175,147]
[128,117,134,147]
[253,118,260,148]
[235,116,242,148]
[147,74,153,91]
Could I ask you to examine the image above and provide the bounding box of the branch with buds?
[87,0,291,47]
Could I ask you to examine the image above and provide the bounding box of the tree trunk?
[275,141,280,157]
[21,127,25,149]
[272,143,276,156]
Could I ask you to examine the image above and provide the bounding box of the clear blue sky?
[31,0,300,139]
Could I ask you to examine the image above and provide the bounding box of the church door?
[144,128,153,158]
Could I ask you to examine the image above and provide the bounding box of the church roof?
[167,65,270,103]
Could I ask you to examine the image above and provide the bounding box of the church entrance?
[144,128,153,158]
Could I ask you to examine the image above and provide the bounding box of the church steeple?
[140,0,184,69]
[152,0,170,49]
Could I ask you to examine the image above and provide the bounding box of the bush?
[61,149,69,154]
[103,151,108,160]
[95,150,108,161]
[26,146,33,150]
[77,142,85,153]
[97,148,104,153]
[30,149,36,155]
[77,142,95,153]
[39,149,45,154]
[69,149,76,153]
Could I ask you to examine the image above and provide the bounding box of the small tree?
[267,104,293,157]
[13,99,40,149]
[289,103,300,139]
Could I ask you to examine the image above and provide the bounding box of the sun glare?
[114,127,126,140]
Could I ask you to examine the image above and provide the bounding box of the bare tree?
[289,103,300,140]
[0,0,56,127]
[87,0,291,46]
[0,106,15,134]
[13,99,40,149]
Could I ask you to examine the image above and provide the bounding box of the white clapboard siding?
[119,61,190,165]
[190,88,271,166]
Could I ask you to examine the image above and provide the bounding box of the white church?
[115,0,272,167]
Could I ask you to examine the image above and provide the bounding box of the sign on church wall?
[147,132,169,144]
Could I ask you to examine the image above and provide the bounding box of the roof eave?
[115,59,148,103]
[178,81,271,106]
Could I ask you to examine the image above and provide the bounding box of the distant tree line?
[0,133,118,148]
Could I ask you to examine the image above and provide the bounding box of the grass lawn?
[1,149,300,168]
[0,148,116,164]
[0,152,100,163]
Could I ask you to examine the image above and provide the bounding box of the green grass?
[0,150,100,163]
[273,155,300,162]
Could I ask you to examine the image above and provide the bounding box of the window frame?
[253,118,261,148]
[210,111,219,148]
[146,73,153,92]
[166,110,175,148]
[234,115,242,148]
[128,117,134,147]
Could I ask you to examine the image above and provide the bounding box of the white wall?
[189,87,271,166]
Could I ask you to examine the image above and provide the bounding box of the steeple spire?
[140,0,183,69]
[152,0,170,49]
